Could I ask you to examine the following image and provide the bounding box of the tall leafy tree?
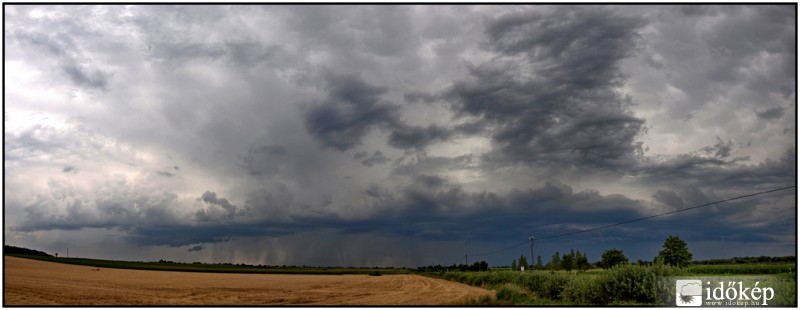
[599,248,629,269]
[656,235,693,268]
[511,259,517,270]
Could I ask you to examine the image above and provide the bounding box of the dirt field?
[4,256,494,305]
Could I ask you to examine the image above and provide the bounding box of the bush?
[429,264,688,305]
[539,273,570,299]
[602,263,681,305]
[560,275,606,305]
[495,283,531,304]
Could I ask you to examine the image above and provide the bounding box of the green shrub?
[560,275,607,305]
[602,263,680,305]
[496,283,531,304]
[517,271,547,293]
[429,264,692,305]
[539,273,570,299]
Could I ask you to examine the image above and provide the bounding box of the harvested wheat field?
[4,256,494,305]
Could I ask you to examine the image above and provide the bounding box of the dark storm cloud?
[9,28,112,90]
[156,171,175,177]
[150,41,226,64]
[355,180,652,241]
[403,91,441,104]
[391,154,477,177]
[637,147,795,190]
[196,191,241,221]
[17,173,789,264]
[699,137,734,159]
[304,74,399,151]
[187,244,205,252]
[652,189,685,209]
[387,124,453,150]
[61,63,112,90]
[413,174,449,189]
[125,181,646,247]
[755,106,785,120]
[238,144,288,176]
[354,151,390,167]
[305,74,460,151]
[124,177,792,255]
[445,6,646,171]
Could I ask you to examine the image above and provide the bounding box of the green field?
[427,263,797,306]
[687,263,795,275]
[5,254,410,276]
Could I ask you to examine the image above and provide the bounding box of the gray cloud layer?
[5,5,794,266]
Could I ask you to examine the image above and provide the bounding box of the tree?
[561,250,574,271]
[518,254,528,270]
[656,235,693,268]
[511,259,517,270]
[535,255,543,269]
[599,248,629,269]
[468,260,489,271]
[550,251,561,270]
[575,250,590,271]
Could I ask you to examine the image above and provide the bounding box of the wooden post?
[529,236,534,271]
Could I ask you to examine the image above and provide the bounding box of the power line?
[471,240,529,257]
[536,185,795,240]
[467,185,795,258]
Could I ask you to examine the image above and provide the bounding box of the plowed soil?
[4,256,493,305]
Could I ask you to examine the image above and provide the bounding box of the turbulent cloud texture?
[5,5,795,267]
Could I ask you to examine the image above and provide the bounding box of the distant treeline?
[415,261,490,272]
[4,245,52,257]
[5,244,795,270]
[691,256,796,265]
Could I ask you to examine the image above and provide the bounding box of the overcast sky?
[4,4,796,267]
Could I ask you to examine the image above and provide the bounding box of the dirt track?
[4,256,493,305]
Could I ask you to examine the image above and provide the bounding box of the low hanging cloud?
[755,106,785,120]
[195,191,243,222]
[155,171,175,177]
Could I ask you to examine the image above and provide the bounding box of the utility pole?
[529,236,535,271]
